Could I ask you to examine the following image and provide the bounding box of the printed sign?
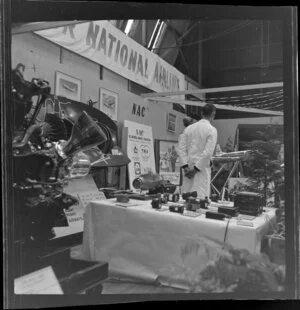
[132,103,147,117]
[124,120,156,190]
[35,21,185,94]
[14,266,63,295]
[53,175,101,238]
[77,190,107,208]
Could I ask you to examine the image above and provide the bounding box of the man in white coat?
[177,103,217,199]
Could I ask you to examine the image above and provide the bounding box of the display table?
[80,199,276,284]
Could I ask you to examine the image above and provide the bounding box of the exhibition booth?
[10,20,286,296]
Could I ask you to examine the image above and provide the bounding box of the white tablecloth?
[81,199,276,283]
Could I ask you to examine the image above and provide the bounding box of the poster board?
[154,139,181,186]
[123,120,156,190]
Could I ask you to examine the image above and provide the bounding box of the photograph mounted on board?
[166,112,177,133]
[99,88,118,121]
[55,71,82,102]
[155,139,181,186]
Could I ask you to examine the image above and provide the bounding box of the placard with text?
[124,120,156,190]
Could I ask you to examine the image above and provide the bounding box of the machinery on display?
[132,172,177,195]
[234,191,264,216]
[12,64,109,244]
[11,64,126,279]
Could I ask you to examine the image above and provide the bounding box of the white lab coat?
[177,119,218,199]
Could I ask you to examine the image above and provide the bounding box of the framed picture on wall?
[99,88,118,121]
[154,139,181,186]
[55,71,82,102]
[166,112,177,133]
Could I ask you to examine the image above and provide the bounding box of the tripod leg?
[221,161,240,201]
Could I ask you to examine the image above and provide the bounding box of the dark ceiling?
[129,19,284,114]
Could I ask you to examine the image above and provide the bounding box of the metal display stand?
[211,151,251,201]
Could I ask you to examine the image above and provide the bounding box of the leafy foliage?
[197,247,285,293]
[158,238,285,293]
[237,126,284,208]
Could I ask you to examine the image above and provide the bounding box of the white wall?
[212,116,284,148]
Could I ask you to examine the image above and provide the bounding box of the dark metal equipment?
[11,65,112,282]
[205,211,227,221]
[151,198,162,209]
[181,191,198,201]
[234,191,264,216]
[218,206,239,217]
[132,172,177,195]
[169,205,185,214]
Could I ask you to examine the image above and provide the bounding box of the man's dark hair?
[202,103,216,117]
[183,117,192,127]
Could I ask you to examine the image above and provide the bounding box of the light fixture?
[124,19,134,35]
[151,20,167,52]
[147,19,161,49]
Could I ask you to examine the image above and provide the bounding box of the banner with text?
[36,21,186,94]
[124,120,156,191]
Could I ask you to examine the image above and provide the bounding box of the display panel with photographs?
[155,139,181,185]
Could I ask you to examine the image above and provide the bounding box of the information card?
[53,175,106,238]
[14,266,63,295]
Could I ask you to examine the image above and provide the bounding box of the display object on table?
[200,197,210,209]
[127,193,161,200]
[169,204,185,214]
[218,205,239,217]
[185,198,200,211]
[206,211,227,221]
[234,191,264,216]
[132,172,177,195]
[160,195,169,204]
[185,196,209,211]
[186,201,198,212]
[181,191,198,201]
[210,194,219,202]
[151,194,179,208]
[115,194,130,203]
[101,188,132,199]
[163,193,180,203]
[151,198,162,210]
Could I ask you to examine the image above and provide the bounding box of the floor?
[101,279,186,294]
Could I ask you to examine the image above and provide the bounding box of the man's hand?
[184,167,199,179]
[185,168,197,179]
[183,166,190,176]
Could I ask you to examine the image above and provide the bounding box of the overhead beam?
[146,96,283,116]
[12,21,87,35]
[141,82,284,98]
